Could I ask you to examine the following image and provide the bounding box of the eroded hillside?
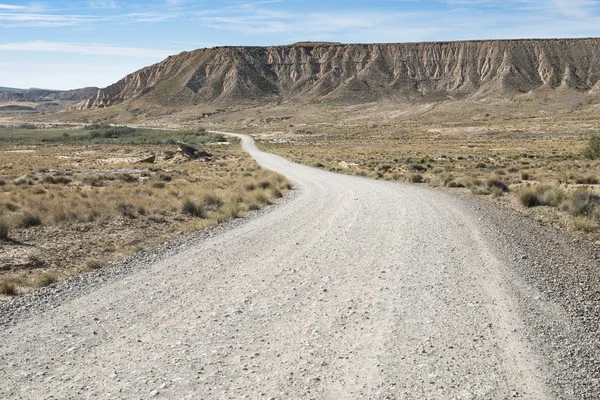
[76,38,600,109]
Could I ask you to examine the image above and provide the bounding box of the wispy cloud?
[551,0,598,18]
[0,41,176,58]
[0,12,94,27]
[120,12,179,23]
[0,4,26,10]
[87,1,118,9]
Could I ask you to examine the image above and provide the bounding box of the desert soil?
[0,133,598,399]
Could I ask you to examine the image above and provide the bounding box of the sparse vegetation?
[0,125,291,301]
[0,218,8,241]
[257,112,600,241]
[34,272,59,288]
[0,280,18,295]
[573,216,598,232]
[582,135,600,160]
[181,199,206,218]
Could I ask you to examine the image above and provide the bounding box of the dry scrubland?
[0,124,291,301]
[256,104,600,242]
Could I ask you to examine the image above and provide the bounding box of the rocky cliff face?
[76,38,600,109]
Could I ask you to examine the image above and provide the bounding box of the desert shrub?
[248,202,261,211]
[18,123,37,129]
[83,175,104,187]
[487,178,509,193]
[18,213,42,228]
[491,186,506,198]
[244,183,256,191]
[521,172,531,181]
[117,173,137,183]
[519,190,540,208]
[519,185,565,208]
[314,162,325,168]
[471,185,491,195]
[34,272,59,288]
[582,135,600,160]
[158,172,173,182]
[0,179,5,186]
[150,181,165,189]
[575,176,599,185]
[181,199,205,218]
[218,199,239,222]
[573,216,598,232]
[85,259,106,271]
[42,175,72,185]
[0,280,17,295]
[537,185,565,207]
[446,180,465,188]
[202,193,224,209]
[0,219,8,241]
[258,181,271,189]
[3,202,18,212]
[117,203,136,219]
[252,191,271,205]
[567,190,600,217]
[408,174,423,183]
[410,164,427,172]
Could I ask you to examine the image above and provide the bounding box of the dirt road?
[1,132,598,399]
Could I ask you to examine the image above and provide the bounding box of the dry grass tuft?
[573,216,598,232]
[0,218,8,241]
[0,279,18,295]
[34,272,59,288]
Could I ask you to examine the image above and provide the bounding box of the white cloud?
[0,4,26,10]
[0,41,176,58]
[552,0,598,17]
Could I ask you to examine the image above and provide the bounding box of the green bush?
[582,135,600,159]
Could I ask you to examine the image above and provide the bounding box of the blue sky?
[1,0,600,90]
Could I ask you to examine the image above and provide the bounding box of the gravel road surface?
[1,132,598,399]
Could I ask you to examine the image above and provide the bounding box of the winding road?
[1,132,598,399]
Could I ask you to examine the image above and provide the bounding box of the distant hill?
[0,86,27,93]
[0,87,100,103]
[74,38,600,110]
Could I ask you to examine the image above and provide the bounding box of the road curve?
[1,133,598,399]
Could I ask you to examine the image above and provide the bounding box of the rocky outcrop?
[75,38,600,109]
